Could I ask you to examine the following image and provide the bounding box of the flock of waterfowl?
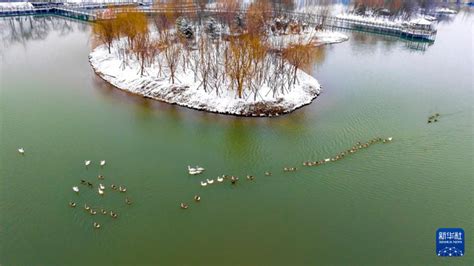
[16,149,133,230]
[16,136,395,215]
[428,113,440,123]
[179,137,394,209]
[70,160,132,230]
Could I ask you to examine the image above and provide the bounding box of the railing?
[0,5,437,41]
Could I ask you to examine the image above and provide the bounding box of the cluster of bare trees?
[93,0,316,100]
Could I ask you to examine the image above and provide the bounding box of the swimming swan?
[206,179,214,185]
[100,160,106,167]
[200,181,207,187]
[72,186,79,193]
[18,148,25,154]
[84,160,91,166]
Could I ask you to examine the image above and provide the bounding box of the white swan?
[196,166,205,172]
[200,181,207,187]
[98,188,104,195]
[72,186,79,193]
[100,160,106,167]
[207,179,214,184]
[188,165,197,172]
[84,160,91,166]
[387,137,393,141]
[217,176,224,182]
[324,158,330,162]
[99,184,105,190]
[18,148,25,154]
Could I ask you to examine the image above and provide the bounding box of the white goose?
[217,176,224,182]
[18,148,25,155]
[72,186,79,193]
[200,181,207,187]
[100,160,106,167]
[206,179,214,185]
[84,160,91,166]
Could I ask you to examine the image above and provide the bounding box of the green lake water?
[0,12,473,265]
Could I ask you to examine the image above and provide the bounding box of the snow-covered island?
[89,8,348,117]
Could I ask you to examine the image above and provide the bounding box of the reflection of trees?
[349,30,429,53]
[0,16,88,52]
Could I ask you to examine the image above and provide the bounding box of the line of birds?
[180,137,393,210]
[198,174,256,187]
[73,177,128,195]
[300,137,393,167]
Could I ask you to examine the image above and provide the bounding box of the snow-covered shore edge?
[89,55,320,117]
[89,32,347,117]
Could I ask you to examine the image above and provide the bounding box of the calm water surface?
[0,12,473,265]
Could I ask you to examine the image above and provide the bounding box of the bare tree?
[92,10,117,53]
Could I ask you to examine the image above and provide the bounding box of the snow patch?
[88,32,347,116]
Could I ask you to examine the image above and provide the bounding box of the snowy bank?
[89,32,346,117]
